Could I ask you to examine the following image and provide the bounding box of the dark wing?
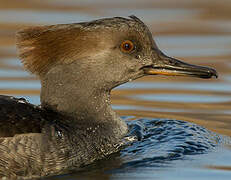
[0,95,45,137]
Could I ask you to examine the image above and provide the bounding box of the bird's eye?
[120,40,135,53]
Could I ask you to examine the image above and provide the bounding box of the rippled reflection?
[130,94,231,103]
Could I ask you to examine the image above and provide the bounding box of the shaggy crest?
[16,16,147,76]
[16,24,91,75]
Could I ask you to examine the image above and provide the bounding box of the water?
[0,0,231,179]
[0,10,96,24]
[44,118,231,180]
[130,94,231,103]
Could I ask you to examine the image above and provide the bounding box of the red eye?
[120,40,135,53]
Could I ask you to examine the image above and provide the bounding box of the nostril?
[169,58,181,66]
[169,60,176,65]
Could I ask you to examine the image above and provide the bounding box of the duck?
[0,16,217,179]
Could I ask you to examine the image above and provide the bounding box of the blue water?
[131,94,231,103]
[44,117,231,180]
[112,105,231,115]
[0,10,96,24]
[118,82,231,92]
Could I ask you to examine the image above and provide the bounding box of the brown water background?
[0,0,231,178]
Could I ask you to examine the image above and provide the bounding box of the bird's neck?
[40,63,128,137]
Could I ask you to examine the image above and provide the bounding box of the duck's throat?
[40,66,128,137]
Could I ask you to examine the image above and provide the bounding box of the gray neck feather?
[40,62,128,138]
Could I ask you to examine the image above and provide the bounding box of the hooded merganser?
[0,16,217,179]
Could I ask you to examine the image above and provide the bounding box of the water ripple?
[119,118,222,169]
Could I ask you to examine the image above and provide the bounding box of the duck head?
[16,16,217,116]
[16,16,217,92]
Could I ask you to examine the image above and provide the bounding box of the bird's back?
[0,95,50,179]
[0,95,44,137]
